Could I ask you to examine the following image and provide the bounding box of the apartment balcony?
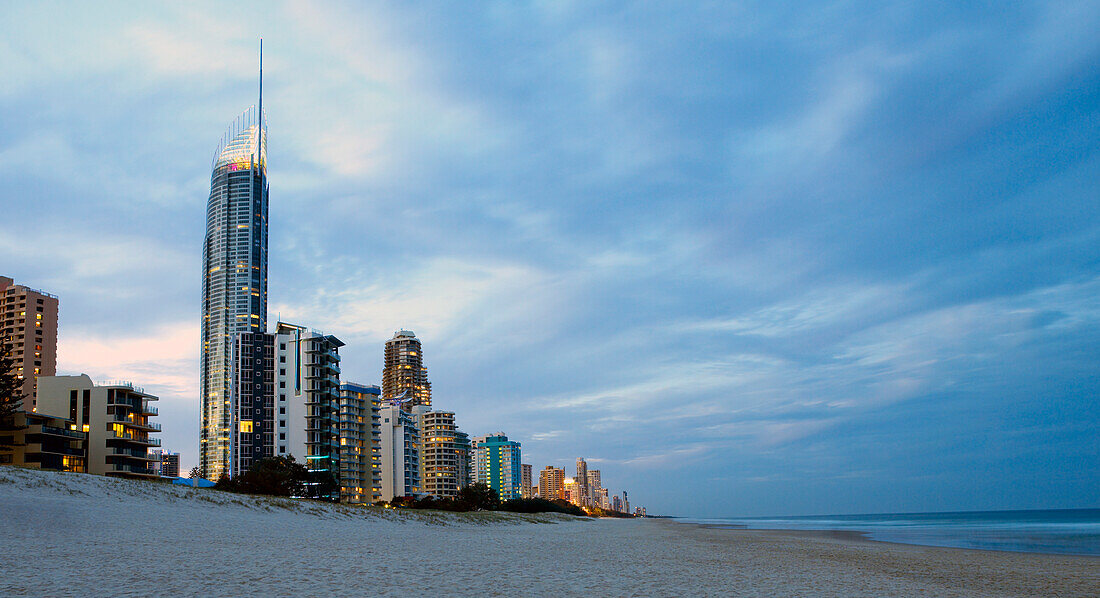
[36,425,86,440]
[106,429,161,446]
[23,442,84,458]
[109,448,156,460]
[110,416,162,432]
[107,463,158,477]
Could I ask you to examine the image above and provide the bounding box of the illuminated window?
[239,421,253,433]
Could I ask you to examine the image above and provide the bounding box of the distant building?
[564,478,575,504]
[574,457,590,507]
[381,330,431,410]
[379,405,419,501]
[635,506,646,517]
[233,332,274,474]
[454,430,471,488]
[539,466,565,500]
[622,491,630,515]
[612,494,622,512]
[521,463,533,498]
[339,382,380,504]
[473,433,522,500]
[157,451,181,478]
[36,375,160,478]
[274,322,342,499]
[586,469,601,507]
[412,407,462,498]
[0,410,85,472]
[0,276,59,410]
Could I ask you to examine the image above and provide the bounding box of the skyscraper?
[412,407,463,498]
[473,433,522,500]
[273,322,343,499]
[0,276,58,410]
[575,457,590,508]
[539,466,565,500]
[339,382,380,504]
[521,463,533,498]
[379,404,420,501]
[381,330,431,410]
[199,45,269,480]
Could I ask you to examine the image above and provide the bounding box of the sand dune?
[0,467,1096,597]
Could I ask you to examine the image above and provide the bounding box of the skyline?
[1,1,1098,517]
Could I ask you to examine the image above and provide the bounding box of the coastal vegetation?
[386,483,632,517]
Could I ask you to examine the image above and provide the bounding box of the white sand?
[1,467,1096,597]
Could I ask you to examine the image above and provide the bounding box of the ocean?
[680,508,1100,556]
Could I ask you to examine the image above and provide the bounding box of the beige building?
[0,276,59,410]
[539,466,565,500]
[412,407,462,498]
[521,463,533,498]
[338,382,381,504]
[381,330,431,410]
[0,410,86,472]
[37,375,160,478]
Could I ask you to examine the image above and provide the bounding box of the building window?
[279,420,285,428]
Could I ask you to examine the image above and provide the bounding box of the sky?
[1,1,1098,517]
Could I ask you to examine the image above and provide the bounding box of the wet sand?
[671,523,1099,597]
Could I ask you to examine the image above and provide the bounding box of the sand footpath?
[0,467,1096,597]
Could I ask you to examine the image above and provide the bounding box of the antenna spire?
[257,38,263,170]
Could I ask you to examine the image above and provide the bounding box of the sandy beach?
[1,467,1096,597]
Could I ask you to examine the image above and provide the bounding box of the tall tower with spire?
[200,41,269,480]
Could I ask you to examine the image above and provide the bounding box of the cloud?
[3,1,1098,516]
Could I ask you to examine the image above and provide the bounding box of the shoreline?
[699,522,1100,557]
[659,519,1100,597]
[685,520,1100,558]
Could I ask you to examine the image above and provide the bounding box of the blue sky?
[1,1,1097,517]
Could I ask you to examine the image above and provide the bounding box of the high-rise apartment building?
[539,466,565,500]
[379,404,419,501]
[473,434,522,500]
[381,330,430,410]
[412,407,463,498]
[586,469,601,501]
[274,322,342,498]
[574,457,590,508]
[454,430,471,488]
[37,375,160,478]
[233,332,274,474]
[0,276,58,410]
[339,382,380,504]
[200,55,269,480]
[521,463,533,499]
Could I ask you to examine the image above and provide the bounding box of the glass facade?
[200,107,269,480]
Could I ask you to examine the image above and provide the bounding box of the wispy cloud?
[2,1,1098,517]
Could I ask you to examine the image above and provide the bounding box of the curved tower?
[382,330,431,410]
[200,51,269,479]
